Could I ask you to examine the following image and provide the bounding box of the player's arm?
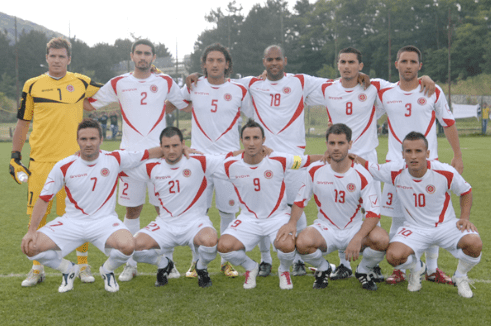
[185,73,202,89]
[456,189,477,232]
[165,100,192,114]
[21,198,50,255]
[418,75,435,97]
[345,215,379,261]
[83,98,96,111]
[10,119,32,184]
[443,124,464,174]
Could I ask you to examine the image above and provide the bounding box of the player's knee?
[369,229,390,251]
[118,239,135,256]
[217,237,233,253]
[198,229,218,247]
[295,232,314,255]
[460,235,482,258]
[274,238,296,253]
[386,248,405,267]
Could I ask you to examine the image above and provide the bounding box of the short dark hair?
[160,126,183,143]
[338,47,362,63]
[397,45,422,62]
[263,45,285,58]
[131,39,155,55]
[201,43,233,77]
[241,118,264,138]
[47,37,71,57]
[326,123,352,142]
[403,131,428,149]
[78,118,102,138]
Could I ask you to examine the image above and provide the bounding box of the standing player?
[21,119,166,293]
[305,47,435,281]
[166,43,247,277]
[10,37,102,287]
[85,39,188,281]
[217,119,324,289]
[128,127,242,287]
[355,132,481,297]
[278,124,388,291]
[376,45,464,285]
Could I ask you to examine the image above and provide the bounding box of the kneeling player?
[278,124,389,291]
[21,119,164,293]
[355,131,482,297]
[130,127,239,288]
[217,119,325,290]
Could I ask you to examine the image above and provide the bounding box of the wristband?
[11,151,21,160]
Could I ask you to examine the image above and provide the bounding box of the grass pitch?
[1,136,490,325]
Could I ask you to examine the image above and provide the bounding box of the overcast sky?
[2,0,304,59]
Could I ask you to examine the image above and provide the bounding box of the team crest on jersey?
[66,85,74,92]
[347,183,356,192]
[417,97,427,105]
[283,87,291,94]
[224,93,232,101]
[100,168,110,177]
[426,185,436,194]
[183,169,191,177]
[150,85,158,93]
[358,94,367,102]
[264,170,273,179]
[229,199,235,206]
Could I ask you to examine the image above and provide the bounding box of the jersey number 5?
[211,99,218,112]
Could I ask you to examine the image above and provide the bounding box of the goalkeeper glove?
[9,151,31,184]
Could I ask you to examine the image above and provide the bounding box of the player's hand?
[276,222,296,243]
[165,100,178,114]
[345,236,363,261]
[456,219,477,233]
[451,156,464,174]
[10,152,31,184]
[183,146,203,159]
[419,75,436,97]
[357,72,371,90]
[185,73,200,90]
[321,150,331,164]
[258,70,267,80]
[21,231,37,256]
[262,145,274,157]
[83,98,96,112]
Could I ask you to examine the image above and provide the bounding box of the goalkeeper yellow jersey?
[17,72,102,162]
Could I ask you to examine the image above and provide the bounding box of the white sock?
[29,251,63,271]
[133,249,162,267]
[103,249,132,273]
[338,251,352,270]
[425,245,439,274]
[300,249,329,271]
[219,250,257,271]
[455,250,481,278]
[197,245,217,270]
[395,254,417,271]
[277,250,295,273]
[258,237,273,264]
[219,211,235,264]
[357,247,385,274]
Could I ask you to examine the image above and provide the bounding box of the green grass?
[1,136,490,325]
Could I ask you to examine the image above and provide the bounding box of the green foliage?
[438,73,491,96]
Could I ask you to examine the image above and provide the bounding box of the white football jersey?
[39,150,150,220]
[124,154,227,223]
[89,73,188,151]
[181,77,247,153]
[376,84,455,162]
[306,79,392,155]
[295,162,380,229]
[237,74,324,154]
[218,152,311,220]
[366,160,471,228]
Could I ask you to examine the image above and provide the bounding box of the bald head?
[263,45,285,58]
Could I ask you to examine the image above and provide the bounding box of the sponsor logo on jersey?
[358,94,367,102]
[156,176,171,180]
[347,183,356,192]
[283,87,291,94]
[194,92,210,96]
[235,175,250,179]
[70,173,88,178]
[417,97,427,105]
[229,199,235,206]
[387,100,402,104]
[264,170,273,179]
[369,194,379,207]
[66,85,74,92]
[100,168,110,177]
[396,185,413,190]
[329,96,343,100]
[113,223,120,227]
[150,85,158,93]
[183,169,192,177]
[122,88,137,92]
[224,93,232,101]
[426,184,436,194]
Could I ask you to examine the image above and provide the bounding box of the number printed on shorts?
[397,227,413,237]
[122,183,129,196]
[145,222,160,232]
[230,220,242,228]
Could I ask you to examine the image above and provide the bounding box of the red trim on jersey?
[267,181,286,218]
[225,152,234,159]
[141,149,150,161]
[216,110,241,142]
[294,199,306,209]
[391,169,403,185]
[159,75,174,93]
[314,194,321,207]
[224,160,238,179]
[65,186,88,215]
[377,87,393,102]
[434,87,441,103]
[364,161,369,170]
[251,96,274,134]
[191,156,207,173]
[270,156,287,172]
[436,192,451,227]
[180,177,208,216]
[148,105,166,135]
[235,83,248,100]
[146,162,160,178]
[355,170,368,190]
[321,82,334,96]
[353,106,376,144]
[434,170,454,189]
[278,100,304,134]
[192,108,212,142]
[60,160,76,177]
[294,74,305,88]
[106,151,122,165]
[443,118,455,127]
[344,204,361,228]
[120,103,144,136]
[94,177,119,214]
[39,194,53,202]
[234,184,258,219]
[304,155,311,167]
[298,146,306,149]
[424,111,436,137]
[119,171,129,178]
[309,164,324,181]
[365,211,380,219]
[461,188,472,196]
[370,81,381,91]
[319,208,340,229]
[387,118,402,144]
[158,196,174,217]
[248,77,261,88]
